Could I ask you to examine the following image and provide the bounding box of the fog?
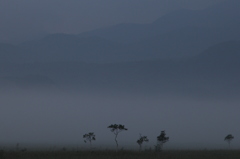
[0,87,239,150]
[0,0,225,43]
[0,0,239,151]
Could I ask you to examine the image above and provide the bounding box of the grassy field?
[0,150,240,159]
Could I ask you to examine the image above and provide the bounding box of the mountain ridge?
[0,0,240,63]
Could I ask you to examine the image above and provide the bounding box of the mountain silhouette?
[1,40,239,99]
[1,0,239,63]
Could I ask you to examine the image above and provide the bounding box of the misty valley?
[0,0,240,155]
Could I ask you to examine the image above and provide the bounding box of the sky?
[0,0,225,43]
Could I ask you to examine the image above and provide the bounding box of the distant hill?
[19,33,125,63]
[77,0,240,61]
[0,43,24,63]
[79,0,240,43]
[1,40,239,98]
[196,41,240,62]
[0,0,240,64]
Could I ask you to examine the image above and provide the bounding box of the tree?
[83,132,96,149]
[156,130,169,152]
[107,124,128,151]
[137,134,149,151]
[224,134,234,147]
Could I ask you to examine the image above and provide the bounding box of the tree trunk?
[90,141,92,149]
[115,134,118,151]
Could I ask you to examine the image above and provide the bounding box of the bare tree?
[83,132,96,149]
[156,130,169,152]
[137,134,149,151]
[224,134,234,148]
[108,124,128,151]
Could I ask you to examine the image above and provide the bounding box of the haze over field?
[0,0,239,150]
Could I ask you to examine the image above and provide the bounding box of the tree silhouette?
[108,124,128,151]
[83,132,96,149]
[137,134,149,151]
[224,134,234,147]
[156,130,169,152]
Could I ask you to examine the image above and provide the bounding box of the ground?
[1,150,240,159]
